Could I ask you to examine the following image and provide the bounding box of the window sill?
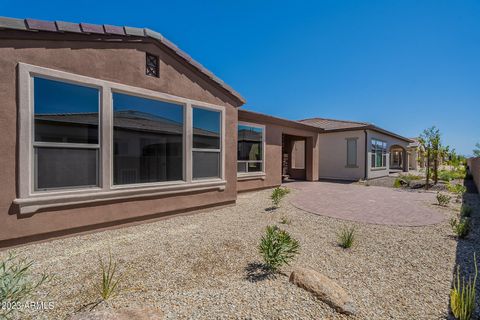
[13,180,227,214]
[371,167,387,171]
[237,173,266,181]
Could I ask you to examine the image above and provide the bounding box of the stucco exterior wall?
[318,130,366,180]
[237,112,320,191]
[0,31,241,245]
[467,157,480,192]
[366,130,409,179]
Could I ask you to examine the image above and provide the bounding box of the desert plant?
[279,216,291,225]
[258,225,300,272]
[461,206,473,218]
[337,226,356,249]
[437,192,451,207]
[450,218,470,239]
[393,178,404,188]
[450,253,477,320]
[98,253,122,301]
[0,254,50,319]
[270,187,290,208]
[448,183,467,195]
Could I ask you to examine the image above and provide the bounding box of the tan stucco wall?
[237,112,320,191]
[318,130,366,180]
[366,130,410,179]
[467,157,480,192]
[0,32,241,245]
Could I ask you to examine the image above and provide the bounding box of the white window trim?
[15,63,226,214]
[370,138,388,169]
[237,121,266,178]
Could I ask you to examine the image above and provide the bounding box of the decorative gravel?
[1,185,478,320]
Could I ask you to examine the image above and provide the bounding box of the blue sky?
[4,0,479,155]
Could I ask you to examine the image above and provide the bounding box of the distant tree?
[419,126,442,188]
[474,143,480,157]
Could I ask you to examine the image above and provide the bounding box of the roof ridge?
[300,117,370,125]
[0,16,245,105]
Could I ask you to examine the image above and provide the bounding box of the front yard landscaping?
[1,183,479,319]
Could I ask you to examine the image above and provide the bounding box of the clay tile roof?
[0,16,246,105]
[299,117,370,130]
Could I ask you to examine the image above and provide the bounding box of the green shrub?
[461,206,473,218]
[0,254,50,319]
[98,253,122,301]
[393,178,403,188]
[439,168,467,182]
[448,183,467,195]
[259,225,300,272]
[437,192,451,207]
[337,226,356,249]
[450,218,470,239]
[271,187,290,208]
[450,253,477,320]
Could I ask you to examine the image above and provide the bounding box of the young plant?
[0,254,50,319]
[98,253,122,301]
[259,225,300,272]
[448,183,467,195]
[337,226,356,249]
[280,216,291,225]
[270,187,290,208]
[450,253,477,320]
[450,218,470,239]
[437,192,451,207]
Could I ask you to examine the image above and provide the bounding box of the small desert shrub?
[280,216,291,225]
[439,167,467,182]
[437,192,451,207]
[259,225,300,272]
[337,226,356,249]
[448,183,467,195]
[0,254,50,319]
[271,187,290,208]
[450,218,470,239]
[461,206,473,218]
[98,253,122,301]
[450,253,477,320]
[393,178,404,188]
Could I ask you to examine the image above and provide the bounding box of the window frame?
[237,121,266,178]
[370,138,387,169]
[191,105,223,180]
[16,63,226,213]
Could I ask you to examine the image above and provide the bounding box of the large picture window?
[33,77,100,190]
[192,107,221,179]
[237,124,264,174]
[17,64,226,213]
[371,139,387,168]
[112,93,184,185]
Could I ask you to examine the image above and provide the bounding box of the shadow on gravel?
[449,178,480,319]
[244,262,275,283]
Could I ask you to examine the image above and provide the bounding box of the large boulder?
[70,307,164,320]
[289,267,356,315]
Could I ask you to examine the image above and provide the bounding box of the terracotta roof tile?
[80,23,105,34]
[103,25,125,35]
[26,18,57,32]
[300,118,369,130]
[55,21,82,33]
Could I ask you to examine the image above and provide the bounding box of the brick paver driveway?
[288,181,445,226]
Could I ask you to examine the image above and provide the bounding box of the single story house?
[300,118,413,181]
[0,17,411,246]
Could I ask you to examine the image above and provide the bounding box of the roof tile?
[0,16,27,30]
[80,23,105,34]
[26,18,57,32]
[124,26,144,37]
[55,21,82,33]
[103,24,125,35]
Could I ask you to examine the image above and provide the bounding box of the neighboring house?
[0,17,411,246]
[300,118,412,181]
[407,138,426,170]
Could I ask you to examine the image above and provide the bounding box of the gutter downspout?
[364,130,368,180]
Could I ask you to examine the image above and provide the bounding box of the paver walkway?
[288,181,445,226]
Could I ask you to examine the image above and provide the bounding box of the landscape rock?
[289,267,356,315]
[70,307,164,320]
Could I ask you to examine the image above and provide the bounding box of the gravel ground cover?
[1,185,475,320]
